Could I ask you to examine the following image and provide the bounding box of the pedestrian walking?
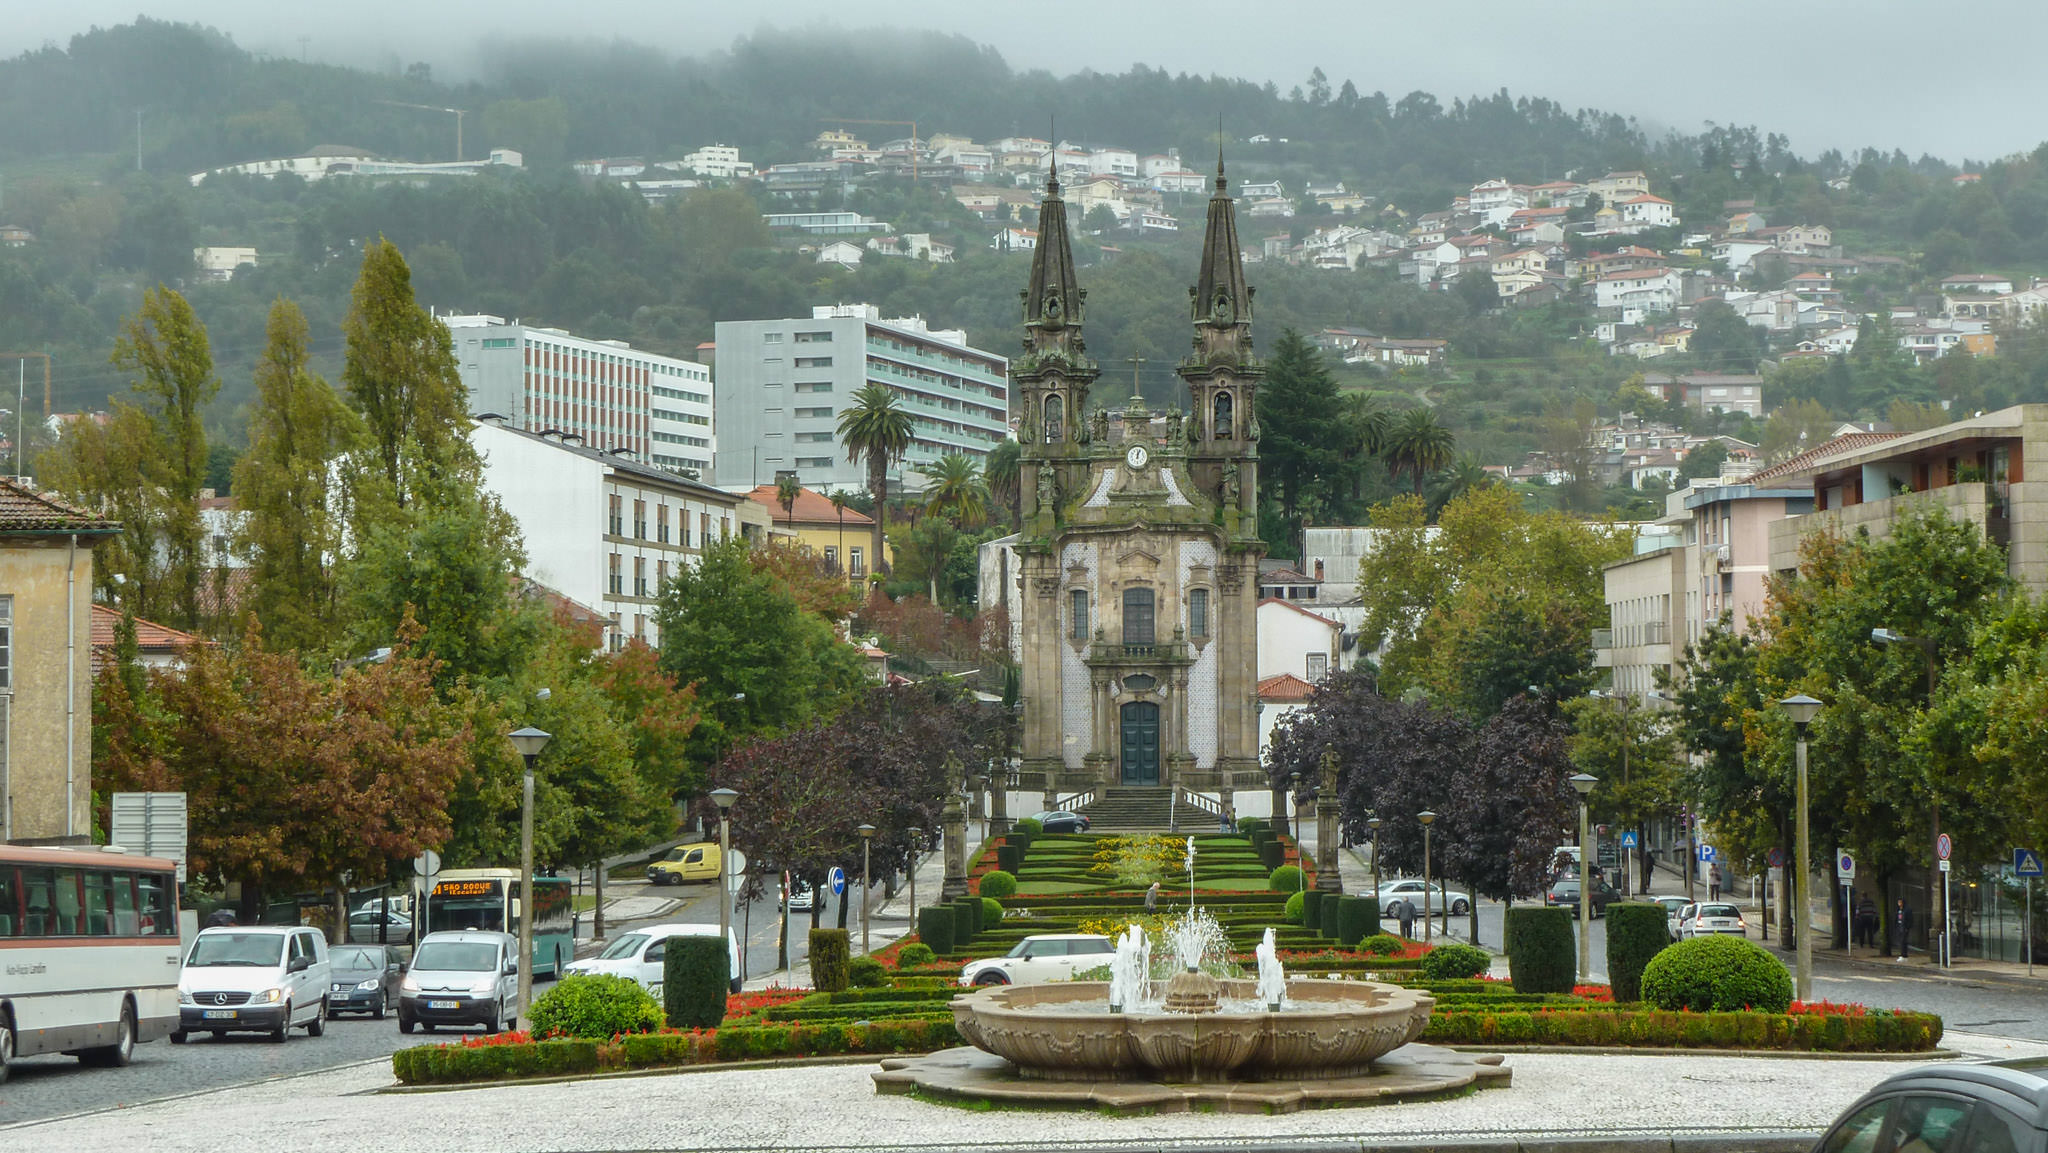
[1219,802,1236,835]
[1893,899,1913,960]
[1708,864,1723,900]
[1144,881,1160,914]
[1396,901,1416,939]
[1857,895,1879,950]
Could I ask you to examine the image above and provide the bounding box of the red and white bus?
[0,844,183,1081]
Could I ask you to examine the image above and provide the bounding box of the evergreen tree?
[836,382,914,576]
[342,237,475,515]
[1256,329,1347,549]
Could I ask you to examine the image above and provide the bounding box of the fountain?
[874,909,1510,1113]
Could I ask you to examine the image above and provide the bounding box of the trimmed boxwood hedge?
[1301,889,1325,931]
[916,906,954,954]
[1423,1007,1942,1052]
[1505,906,1575,994]
[1333,895,1376,947]
[979,870,1018,898]
[1605,902,1672,1003]
[996,844,1022,874]
[1641,935,1794,1013]
[808,928,850,993]
[951,898,977,943]
[662,935,730,1030]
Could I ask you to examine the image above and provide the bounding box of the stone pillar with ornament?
[940,787,971,903]
[1316,749,1344,894]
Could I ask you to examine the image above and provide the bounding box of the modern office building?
[711,305,1009,492]
[442,315,716,478]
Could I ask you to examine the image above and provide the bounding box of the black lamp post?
[1778,694,1821,1000]
[857,823,876,954]
[710,788,738,968]
[507,726,552,1023]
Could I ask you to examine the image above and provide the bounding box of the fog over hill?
[5,0,2042,164]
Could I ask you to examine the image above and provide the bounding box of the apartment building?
[711,304,1009,493]
[442,315,716,477]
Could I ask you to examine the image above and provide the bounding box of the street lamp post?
[1779,694,1821,1002]
[710,788,739,974]
[1570,772,1598,983]
[1367,816,1382,896]
[1418,810,1437,944]
[906,826,921,929]
[857,823,876,954]
[507,726,552,1026]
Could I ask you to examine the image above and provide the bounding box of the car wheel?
[971,970,1011,986]
[169,1030,189,1045]
[271,1004,291,1043]
[1451,899,1470,916]
[307,1001,326,1037]
[399,1015,415,1035]
[0,1011,14,1084]
[481,1000,500,1034]
[372,997,386,1021]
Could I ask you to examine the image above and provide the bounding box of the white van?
[173,925,332,1042]
[563,923,743,995]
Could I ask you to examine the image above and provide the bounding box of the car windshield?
[1005,940,1034,959]
[413,940,500,971]
[1698,904,1741,918]
[597,933,650,961]
[331,947,386,971]
[186,933,285,967]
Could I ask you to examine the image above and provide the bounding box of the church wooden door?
[1119,701,1160,786]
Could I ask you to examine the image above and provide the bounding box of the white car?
[1677,902,1748,939]
[1649,895,1692,940]
[959,934,1114,987]
[563,923,743,995]
[1375,879,1471,919]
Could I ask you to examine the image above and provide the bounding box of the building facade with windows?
[471,420,750,651]
[442,315,716,478]
[0,481,119,842]
[710,305,1008,493]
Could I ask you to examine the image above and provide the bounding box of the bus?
[423,869,573,978]
[0,845,182,1081]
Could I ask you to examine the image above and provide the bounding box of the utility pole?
[376,100,468,162]
[0,353,51,477]
[135,109,144,171]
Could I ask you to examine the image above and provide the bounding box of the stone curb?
[371,1050,888,1095]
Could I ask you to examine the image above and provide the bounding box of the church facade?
[1011,162,1266,808]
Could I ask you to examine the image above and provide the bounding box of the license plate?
[202,1009,237,1019]
[428,1000,459,1009]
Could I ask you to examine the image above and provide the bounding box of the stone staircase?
[1073,788,1179,832]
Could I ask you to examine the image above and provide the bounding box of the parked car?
[173,925,332,1043]
[348,907,415,945]
[353,894,412,918]
[1375,879,1471,919]
[1545,877,1622,918]
[562,923,743,995]
[398,929,521,1035]
[783,878,815,913]
[959,934,1114,987]
[1028,811,1090,834]
[327,944,405,1019]
[1648,895,1693,940]
[1810,1059,2048,1153]
[646,843,722,886]
[1677,902,1748,939]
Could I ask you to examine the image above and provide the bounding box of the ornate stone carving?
[1037,465,1057,510]
[1092,408,1110,444]
[1032,576,1061,598]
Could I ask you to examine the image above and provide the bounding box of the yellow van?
[645,844,721,886]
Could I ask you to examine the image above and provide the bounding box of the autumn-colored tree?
[749,539,860,622]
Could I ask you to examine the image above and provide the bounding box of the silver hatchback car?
[398,929,521,1034]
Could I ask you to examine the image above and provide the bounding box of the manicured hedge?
[808,928,850,993]
[1283,891,1305,923]
[1422,1007,1942,1052]
[663,935,729,1029]
[393,1037,600,1083]
[1419,943,1492,980]
[979,869,1018,898]
[1302,889,1325,931]
[996,844,1022,874]
[1505,906,1575,994]
[951,898,977,943]
[1605,902,1671,1003]
[529,973,663,1039]
[916,906,955,954]
[1269,864,1305,892]
[1333,895,1376,947]
[1642,935,1793,1013]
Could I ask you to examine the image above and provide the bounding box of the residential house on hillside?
[1588,171,1650,203]
[1594,268,1682,321]
[1939,273,2015,295]
[1240,179,1285,200]
[1639,372,1764,418]
[816,240,864,268]
[1618,194,1678,229]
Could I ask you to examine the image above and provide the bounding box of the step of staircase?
[1073,788,1179,832]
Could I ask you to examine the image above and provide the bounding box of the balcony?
[1087,640,1192,667]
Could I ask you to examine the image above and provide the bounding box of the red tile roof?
[1748,432,1904,483]
[1257,672,1317,703]
[744,485,876,527]
[0,480,120,535]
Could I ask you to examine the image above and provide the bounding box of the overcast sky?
[9,1,2041,164]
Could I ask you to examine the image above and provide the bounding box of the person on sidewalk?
[1397,902,1415,939]
[1856,895,1879,950]
[1708,864,1723,901]
[1145,881,1160,914]
[1893,899,1913,960]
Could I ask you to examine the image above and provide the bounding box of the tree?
[985,440,1021,531]
[233,297,361,653]
[1384,407,1455,494]
[837,382,914,576]
[915,453,990,529]
[1256,329,1348,545]
[1689,299,1765,373]
[341,237,475,514]
[1679,440,1729,481]
[775,471,800,531]
[1441,693,1579,939]
[1565,692,1682,890]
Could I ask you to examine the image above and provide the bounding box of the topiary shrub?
[1284,891,1305,924]
[896,941,937,969]
[951,899,976,944]
[1236,816,1266,838]
[981,897,1005,925]
[847,956,889,988]
[1504,906,1576,994]
[1012,817,1043,836]
[1302,889,1325,931]
[1268,864,1305,892]
[1259,840,1284,871]
[1334,895,1378,947]
[808,928,851,993]
[979,870,1018,899]
[663,935,730,1029]
[529,973,664,1039]
[916,907,954,954]
[1640,934,1793,1013]
[996,844,1022,874]
[1420,943,1491,980]
[1605,902,1673,1003]
[1358,933,1404,956]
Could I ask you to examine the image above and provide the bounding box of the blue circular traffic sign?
[827,866,847,896]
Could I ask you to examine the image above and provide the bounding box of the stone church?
[1010,160,1265,812]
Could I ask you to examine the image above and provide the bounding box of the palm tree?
[1386,407,1455,495]
[985,439,1021,531]
[916,453,990,529]
[1425,452,1494,519]
[775,472,800,534]
[837,382,914,576]
[828,489,851,574]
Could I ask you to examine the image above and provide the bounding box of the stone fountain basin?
[951,979,1433,1083]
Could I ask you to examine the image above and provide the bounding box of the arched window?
[1045,393,1064,443]
[1214,392,1233,439]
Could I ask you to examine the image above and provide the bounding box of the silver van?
[398,929,521,1034]
[173,925,332,1042]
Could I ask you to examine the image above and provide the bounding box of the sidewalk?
[739,839,953,990]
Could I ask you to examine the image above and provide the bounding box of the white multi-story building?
[711,304,1008,493]
[442,315,716,477]
[681,144,754,179]
[1618,194,1678,228]
[1594,268,1682,321]
[471,420,754,652]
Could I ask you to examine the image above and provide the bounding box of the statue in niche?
[1248,413,1262,441]
[1164,408,1184,444]
[1091,408,1110,444]
[1036,465,1056,510]
[1221,460,1240,506]
[1044,394,1064,444]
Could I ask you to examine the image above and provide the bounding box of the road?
[620,874,895,982]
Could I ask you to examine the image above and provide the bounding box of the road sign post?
[1837,850,1856,953]
[2016,849,2043,975]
